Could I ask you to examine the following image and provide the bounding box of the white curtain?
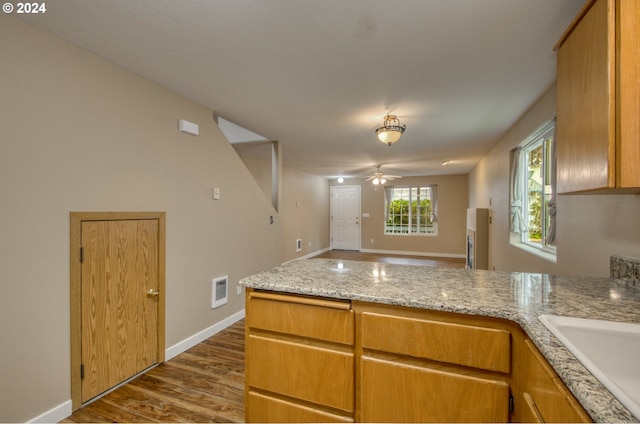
[509,147,527,234]
[384,186,394,222]
[429,185,438,223]
[546,124,557,245]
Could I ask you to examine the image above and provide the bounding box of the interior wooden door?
[80,219,159,402]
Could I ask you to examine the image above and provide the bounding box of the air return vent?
[211,276,228,308]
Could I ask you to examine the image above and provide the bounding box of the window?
[510,118,556,260]
[384,185,437,235]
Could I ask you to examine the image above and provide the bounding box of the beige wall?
[0,16,281,422]
[468,83,640,277]
[330,175,468,257]
[233,143,275,201]
[281,167,330,262]
[233,149,331,262]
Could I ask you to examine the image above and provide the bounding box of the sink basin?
[539,315,640,420]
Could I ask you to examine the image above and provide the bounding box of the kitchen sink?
[539,314,640,420]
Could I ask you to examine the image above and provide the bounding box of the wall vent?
[296,239,302,252]
[211,276,228,308]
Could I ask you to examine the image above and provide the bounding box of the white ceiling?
[19,0,585,180]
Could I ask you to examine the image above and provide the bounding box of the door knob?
[147,289,159,298]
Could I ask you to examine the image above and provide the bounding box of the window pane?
[385,186,437,235]
[526,144,543,246]
[512,118,556,258]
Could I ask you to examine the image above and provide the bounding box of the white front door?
[331,185,361,250]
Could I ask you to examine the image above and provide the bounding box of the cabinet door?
[557,0,616,193]
[359,357,509,423]
[246,391,353,423]
[522,392,545,423]
[522,340,592,423]
[247,291,354,344]
[246,335,354,413]
[360,312,511,372]
[618,0,640,188]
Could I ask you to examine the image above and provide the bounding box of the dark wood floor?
[61,320,246,423]
[61,251,463,423]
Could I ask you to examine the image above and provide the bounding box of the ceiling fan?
[365,165,401,186]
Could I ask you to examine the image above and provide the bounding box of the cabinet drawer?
[247,335,354,412]
[246,391,353,423]
[359,356,509,422]
[247,291,354,344]
[360,312,511,372]
[523,340,591,422]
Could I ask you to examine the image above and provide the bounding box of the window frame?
[510,118,557,262]
[384,185,438,236]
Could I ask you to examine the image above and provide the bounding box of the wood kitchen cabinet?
[245,290,593,423]
[520,339,592,423]
[244,290,355,423]
[354,302,514,422]
[556,0,640,193]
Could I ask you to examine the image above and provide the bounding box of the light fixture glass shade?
[375,115,406,146]
[373,178,380,185]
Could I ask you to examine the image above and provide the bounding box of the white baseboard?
[28,400,72,423]
[282,247,330,265]
[165,309,245,361]
[359,248,466,259]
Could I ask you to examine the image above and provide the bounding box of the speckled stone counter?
[240,258,640,422]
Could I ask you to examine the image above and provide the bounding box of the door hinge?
[80,364,85,380]
[80,246,84,264]
[509,393,514,413]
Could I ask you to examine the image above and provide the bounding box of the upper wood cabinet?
[556,0,640,193]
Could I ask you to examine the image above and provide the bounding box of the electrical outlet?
[236,284,242,295]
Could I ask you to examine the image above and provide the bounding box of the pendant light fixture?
[375,115,406,146]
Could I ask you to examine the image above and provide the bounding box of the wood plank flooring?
[61,320,246,423]
[61,252,463,423]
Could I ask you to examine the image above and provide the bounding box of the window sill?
[510,235,557,264]
[384,233,438,237]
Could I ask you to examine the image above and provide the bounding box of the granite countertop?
[240,258,640,423]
